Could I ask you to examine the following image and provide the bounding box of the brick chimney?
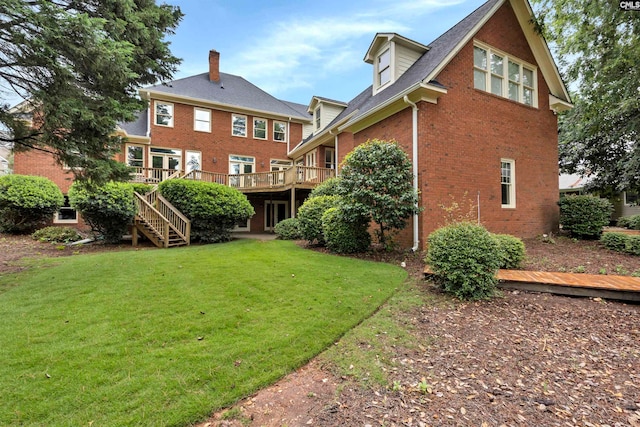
[209,50,220,82]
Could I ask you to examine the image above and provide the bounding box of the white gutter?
[403,95,420,252]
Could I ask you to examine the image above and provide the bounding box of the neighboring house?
[559,173,640,222]
[13,0,571,249]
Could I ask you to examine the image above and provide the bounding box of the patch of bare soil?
[1,233,639,426]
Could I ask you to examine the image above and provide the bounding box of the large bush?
[559,195,612,239]
[69,181,137,243]
[617,214,640,230]
[309,177,341,198]
[0,174,64,233]
[321,207,371,254]
[274,218,302,240]
[159,179,254,243]
[297,195,340,245]
[492,233,526,269]
[426,222,501,300]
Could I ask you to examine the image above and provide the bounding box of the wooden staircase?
[133,187,190,248]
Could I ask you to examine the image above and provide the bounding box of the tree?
[531,1,640,192]
[338,139,419,247]
[0,1,183,184]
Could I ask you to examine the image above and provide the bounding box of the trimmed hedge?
[617,214,640,230]
[274,218,302,240]
[492,233,526,269]
[321,206,371,254]
[0,174,64,233]
[559,195,612,239]
[69,181,137,243]
[297,195,340,245]
[426,222,501,300]
[601,232,629,252]
[159,179,254,243]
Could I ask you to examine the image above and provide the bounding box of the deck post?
[132,225,138,247]
[290,187,296,218]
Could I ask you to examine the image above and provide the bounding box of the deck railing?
[134,188,190,247]
[181,166,335,190]
[130,167,182,183]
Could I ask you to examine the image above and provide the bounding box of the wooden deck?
[424,267,640,302]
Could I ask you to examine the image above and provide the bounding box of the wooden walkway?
[424,267,640,302]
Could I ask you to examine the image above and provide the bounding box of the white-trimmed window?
[314,106,321,130]
[194,108,211,132]
[155,102,174,127]
[474,43,537,107]
[378,49,391,87]
[126,144,144,168]
[54,195,78,224]
[253,118,267,139]
[273,121,287,142]
[501,159,516,208]
[325,148,335,169]
[232,114,247,137]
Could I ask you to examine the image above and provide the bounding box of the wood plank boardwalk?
[424,267,640,302]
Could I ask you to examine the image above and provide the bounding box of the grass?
[0,239,406,426]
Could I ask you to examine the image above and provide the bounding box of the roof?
[118,110,148,137]
[144,72,311,121]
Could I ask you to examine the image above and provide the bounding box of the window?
[155,102,173,127]
[229,155,255,187]
[501,159,515,208]
[314,106,321,130]
[474,43,536,107]
[194,108,211,132]
[273,121,287,142]
[624,191,639,206]
[54,196,78,224]
[253,118,267,139]
[325,148,335,169]
[185,150,201,173]
[232,114,247,137]
[378,49,391,86]
[127,145,144,168]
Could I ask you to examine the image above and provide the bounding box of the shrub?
[274,218,302,240]
[130,183,154,195]
[69,181,137,243]
[321,207,371,254]
[601,232,629,252]
[625,236,640,256]
[32,226,82,243]
[559,195,612,239]
[426,222,501,300]
[309,177,341,198]
[616,215,640,230]
[297,195,340,245]
[159,179,254,243]
[0,174,64,233]
[492,233,526,269]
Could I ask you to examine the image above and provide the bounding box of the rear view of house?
[13,0,571,249]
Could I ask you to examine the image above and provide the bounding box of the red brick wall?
[342,1,560,249]
[13,149,76,193]
[145,102,302,174]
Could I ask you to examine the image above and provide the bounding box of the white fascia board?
[288,111,359,158]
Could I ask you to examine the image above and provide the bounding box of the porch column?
[290,187,296,218]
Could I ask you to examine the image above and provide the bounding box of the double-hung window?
[314,106,321,130]
[253,118,267,139]
[501,159,516,208]
[474,43,537,107]
[273,121,287,142]
[155,102,174,127]
[194,108,211,132]
[378,49,391,87]
[232,114,247,137]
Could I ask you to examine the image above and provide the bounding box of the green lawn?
[0,239,406,426]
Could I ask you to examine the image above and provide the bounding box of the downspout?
[329,129,338,173]
[145,92,151,138]
[403,96,420,252]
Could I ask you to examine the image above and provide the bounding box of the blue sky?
[166,0,488,106]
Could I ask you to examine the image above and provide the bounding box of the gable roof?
[290,0,571,156]
[143,72,311,122]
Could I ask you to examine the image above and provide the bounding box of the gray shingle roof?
[118,111,148,137]
[146,72,311,121]
[324,0,501,130]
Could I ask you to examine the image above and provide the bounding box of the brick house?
[13,0,571,249]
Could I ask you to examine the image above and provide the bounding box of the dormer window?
[378,49,391,86]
